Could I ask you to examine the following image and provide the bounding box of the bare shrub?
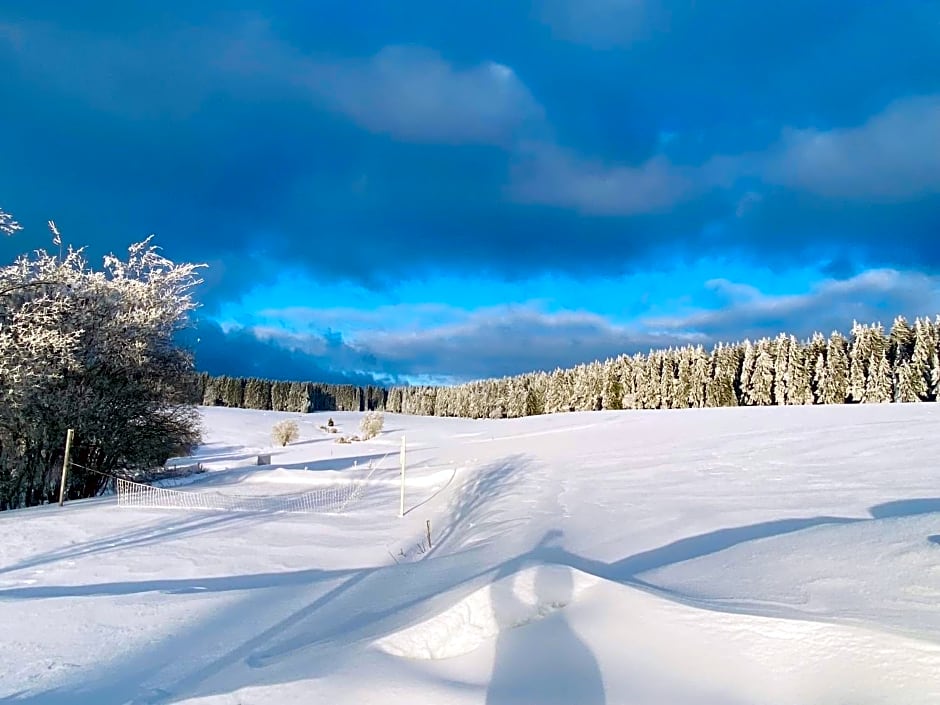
[272,419,299,447]
[359,411,385,440]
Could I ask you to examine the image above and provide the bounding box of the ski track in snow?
[2,405,940,704]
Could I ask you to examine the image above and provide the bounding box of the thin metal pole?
[58,428,74,507]
[399,434,406,517]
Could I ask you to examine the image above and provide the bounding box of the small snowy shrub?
[359,411,384,440]
[272,419,299,447]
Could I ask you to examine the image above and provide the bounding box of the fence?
[115,459,381,515]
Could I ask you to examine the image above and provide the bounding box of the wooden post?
[426,519,432,549]
[58,428,74,507]
[399,434,406,517]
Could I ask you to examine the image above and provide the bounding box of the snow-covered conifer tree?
[912,318,935,399]
[823,332,850,404]
[808,332,827,403]
[750,338,775,406]
[544,368,573,414]
[601,357,624,410]
[705,343,739,407]
[848,322,870,402]
[505,377,528,418]
[659,349,678,409]
[739,340,756,405]
[270,380,290,411]
[863,324,892,403]
[675,347,694,408]
[787,337,814,405]
[243,378,272,410]
[689,346,709,408]
[890,316,920,402]
[889,316,914,368]
[772,333,791,405]
[287,381,311,413]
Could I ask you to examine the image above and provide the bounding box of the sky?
[1,1,939,385]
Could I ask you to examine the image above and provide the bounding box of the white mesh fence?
[116,461,380,514]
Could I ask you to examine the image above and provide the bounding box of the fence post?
[399,434,406,517]
[58,428,74,507]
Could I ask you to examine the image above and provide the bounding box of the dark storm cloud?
[1,1,939,382]
[2,1,938,294]
[184,319,387,386]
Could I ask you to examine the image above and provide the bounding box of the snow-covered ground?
[2,403,940,704]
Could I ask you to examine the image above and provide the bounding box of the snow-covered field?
[3,404,940,704]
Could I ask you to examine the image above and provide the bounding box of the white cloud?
[508,142,717,215]
[293,46,543,145]
[215,20,545,145]
[507,94,940,216]
[231,304,703,382]
[765,95,940,200]
[220,268,940,382]
[645,269,940,340]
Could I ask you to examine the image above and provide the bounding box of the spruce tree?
[910,318,934,401]
[287,381,310,413]
[863,324,892,403]
[602,358,624,410]
[787,337,814,405]
[706,344,738,407]
[270,381,290,411]
[675,347,694,408]
[689,346,709,408]
[890,316,917,402]
[751,339,775,406]
[221,376,245,408]
[202,375,224,406]
[739,340,757,405]
[243,378,272,410]
[659,349,677,409]
[848,322,870,402]
[772,333,791,405]
[807,332,827,403]
[823,332,850,404]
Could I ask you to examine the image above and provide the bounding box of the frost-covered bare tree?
[0,217,204,510]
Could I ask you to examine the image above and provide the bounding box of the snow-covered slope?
[2,404,940,704]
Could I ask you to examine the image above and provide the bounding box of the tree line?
[382,316,940,419]
[193,373,387,413]
[204,315,940,421]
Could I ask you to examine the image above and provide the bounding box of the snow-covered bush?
[0,213,205,510]
[272,419,300,447]
[359,411,384,440]
[0,208,22,236]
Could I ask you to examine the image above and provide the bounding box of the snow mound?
[373,564,600,660]
[642,512,940,645]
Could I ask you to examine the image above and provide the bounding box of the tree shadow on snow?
[0,511,265,577]
[869,497,940,519]
[10,481,940,705]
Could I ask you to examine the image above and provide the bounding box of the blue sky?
[2,1,939,384]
